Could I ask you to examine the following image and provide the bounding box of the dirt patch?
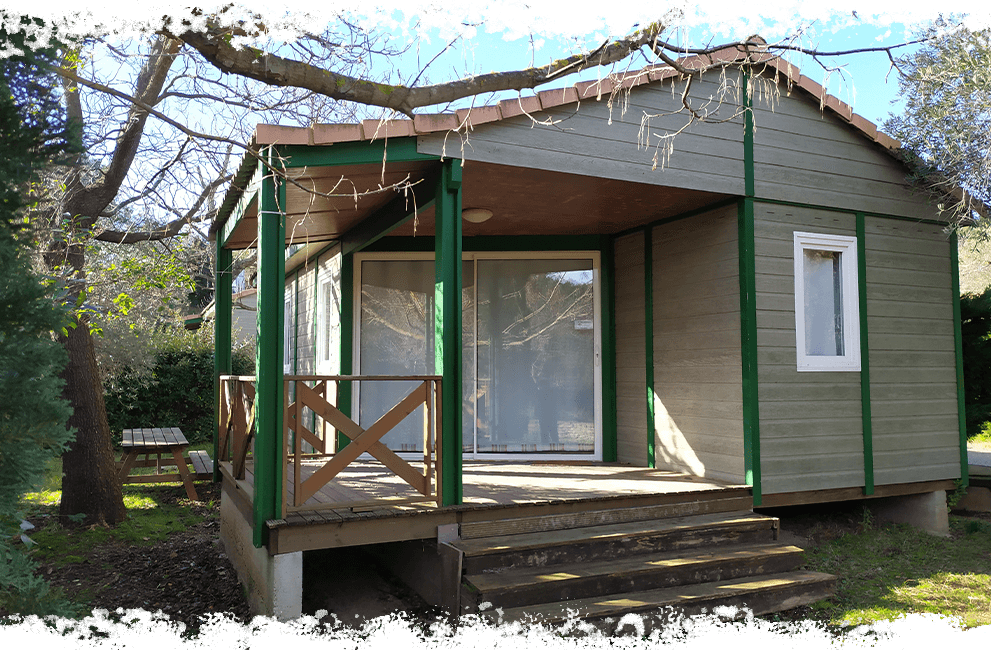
[31,482,251,632]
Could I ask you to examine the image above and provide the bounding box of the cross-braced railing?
[219,375,256,480]
[219,374,442,514]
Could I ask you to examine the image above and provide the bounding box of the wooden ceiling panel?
[224,159,732,249]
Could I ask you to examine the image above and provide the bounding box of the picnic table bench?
[117,427,213,501]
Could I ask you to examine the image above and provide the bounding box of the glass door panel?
[475,259,595,454]
[358,259,474,453]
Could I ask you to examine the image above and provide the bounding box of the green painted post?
[738,198,762,505]
[856,213,875,495]
[252,150,286,547]
[950,231,970,488]
[644,227,656,468]
[739,68,762,505]
[214,242,233,483]
[337,252,354,451]
[435,159,463,506]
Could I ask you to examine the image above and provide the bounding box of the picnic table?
[118,427,212,501]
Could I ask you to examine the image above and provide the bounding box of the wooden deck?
[220,459,752,554]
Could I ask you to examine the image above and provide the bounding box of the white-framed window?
[793,231,861,372]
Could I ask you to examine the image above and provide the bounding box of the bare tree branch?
[171,21,669,116]
[93,172,233,243]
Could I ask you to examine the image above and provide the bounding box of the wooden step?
[483,570,837,631]
[460,494,755,539]
[454,511,778,573]
[462,543,805,611]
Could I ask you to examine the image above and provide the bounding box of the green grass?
[20,455,209,567]
[25,489,205,566]
[803,515,991,628]
[970,426,991,446]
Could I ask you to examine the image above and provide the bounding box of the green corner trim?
[742,69,755,199]
[643,227,656,468]
[738,198,761,505]
[856,213,875,495]
[950,231,969,488]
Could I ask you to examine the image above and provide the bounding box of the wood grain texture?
[651,204,744,482]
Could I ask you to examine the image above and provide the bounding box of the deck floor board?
[252,459,745,524]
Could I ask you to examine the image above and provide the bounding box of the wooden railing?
[219,375,256,480]
[219,374,442,513]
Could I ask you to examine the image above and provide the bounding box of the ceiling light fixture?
[461,208,494,223]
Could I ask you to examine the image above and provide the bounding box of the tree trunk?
[57,315,127,525]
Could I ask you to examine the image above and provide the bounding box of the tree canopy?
[885,20,991,223]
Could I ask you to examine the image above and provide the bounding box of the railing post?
[294,379,303,507]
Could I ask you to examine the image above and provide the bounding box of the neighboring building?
[185,288,257,346]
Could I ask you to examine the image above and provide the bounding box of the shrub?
[103,325,253,445]
[960,287,991,437]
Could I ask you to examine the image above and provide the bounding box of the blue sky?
[370,12,960,126]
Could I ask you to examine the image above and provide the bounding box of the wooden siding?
[750,76,935,219]
[294,263,317,375]
[753,204,865,494]
[613,232,647,466]
[652,204,744,483]
[417,74,744,196]
[864,218,961,485]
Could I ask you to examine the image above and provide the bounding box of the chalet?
[208,45,973,623]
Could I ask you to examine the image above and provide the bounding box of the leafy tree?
[960,287,991,436]
[0,16,79,615]
[885,20,991,223]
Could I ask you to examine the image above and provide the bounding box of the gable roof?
[251,43,902,154]
[215,40,987,231]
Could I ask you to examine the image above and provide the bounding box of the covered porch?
[215,371,747,552]
[212,132,742,551]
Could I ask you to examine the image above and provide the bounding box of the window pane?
[803,249,844,356]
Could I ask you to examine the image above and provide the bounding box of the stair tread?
[460,495,755,539]
[465,542,805,593]
[453,510,776,557]
[485,570,836,624]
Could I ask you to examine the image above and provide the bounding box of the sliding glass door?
[355,252,601,460]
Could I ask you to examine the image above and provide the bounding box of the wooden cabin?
[209,48,971,622]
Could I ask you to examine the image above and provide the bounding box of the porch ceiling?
[222,159,733,249]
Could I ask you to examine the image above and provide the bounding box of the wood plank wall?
[651,204,745,483]
[864,218,960,484]
[750,74,933,219]
[613,232,648,466]
[417,75,745,196]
